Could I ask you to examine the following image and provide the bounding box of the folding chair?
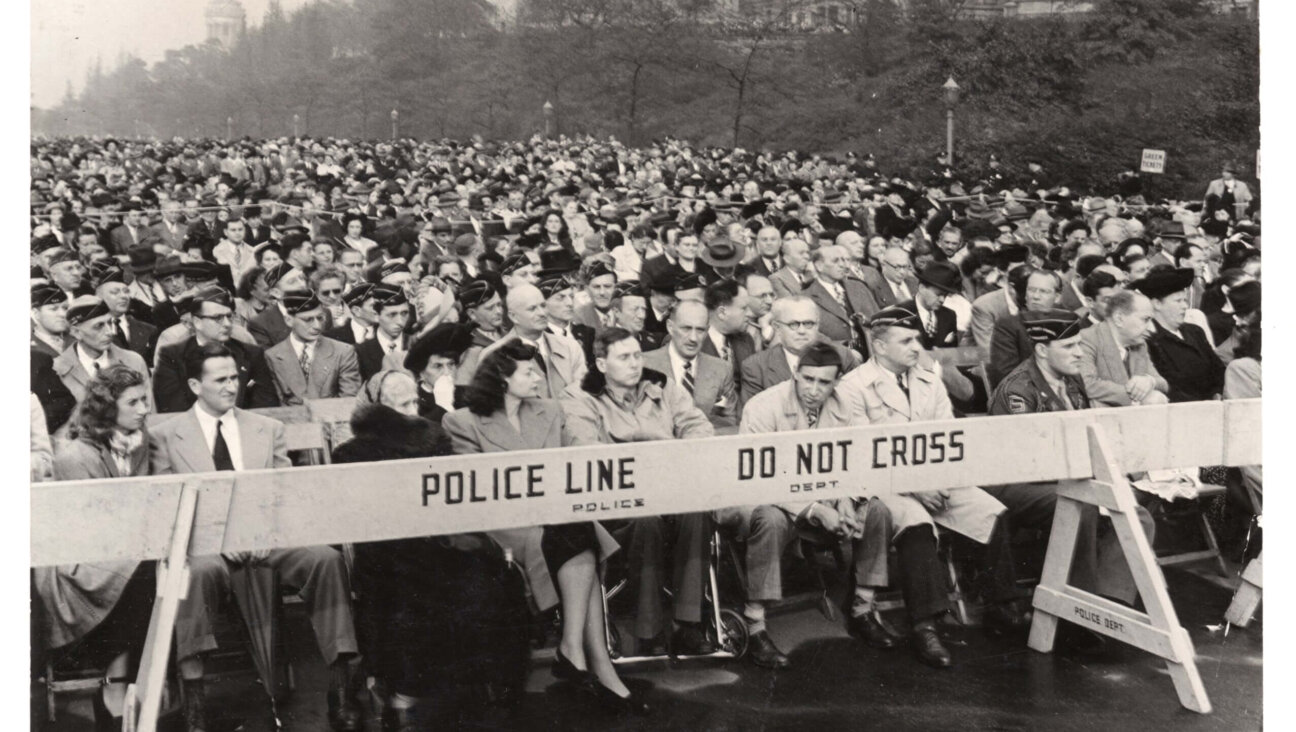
[1154,483,1229,577]
[602,527,748,663]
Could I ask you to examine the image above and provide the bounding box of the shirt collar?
[193,404,238,445]
[289,334,314,358]
[76,343,109,373]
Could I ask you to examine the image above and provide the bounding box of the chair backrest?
[283,422,331,465]
[931,346,984,370]
[307,397,357,452]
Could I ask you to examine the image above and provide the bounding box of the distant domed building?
[206,0,247,48]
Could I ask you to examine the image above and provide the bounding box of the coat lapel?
[310,338,336,397]
[809,281,849,325]
[174,410,216,474]
[269,341,308,399]
[766,348,791,387]
[477,411,529,452]
[872,366,912,419]
[236,410,269,469]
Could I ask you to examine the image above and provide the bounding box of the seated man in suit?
[803,244,879,352]
[562,327,716,657]
[248,261,309,348]
[906,260,962,349]
[355,284,411,382]
[610,279,664,352]
[91,261,158,365]
[151,343,361,731]
[1078,270,1122,329]
[987,269,1063,389]
[739,296,861,405]
[1136,267,1225,402]
[53,296,152,406]
[748,225,784,277]
[324,282,378,345]
[263,290,362,405]
[865,246,920,310]
[769,238,813,298]
[738,270,776,352]
[836,306,1013,669]
[538,269,596,363]
[699,278,757,404]
[477,283,587,398]
[969,245,1031,355]
[1078,290,1170,406]
[153,285,279,413]
[148,255,189,333]
[643,300,737,428]
[718,342,868,669]
[572,260,619,335]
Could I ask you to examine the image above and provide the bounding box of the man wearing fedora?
[697,235,745,283]
[903,261,963,349]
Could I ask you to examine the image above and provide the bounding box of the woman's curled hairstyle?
[69,364,146,445]
[462,340,539,416]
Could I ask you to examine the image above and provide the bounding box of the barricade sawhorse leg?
[1224,551,1262,628]
[1027,425,1211,714]
[122,481,200,732]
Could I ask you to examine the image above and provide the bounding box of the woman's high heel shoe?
[552,648,594,682]
[582,678,651,717]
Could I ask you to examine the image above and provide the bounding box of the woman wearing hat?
[1137,267,1225,402]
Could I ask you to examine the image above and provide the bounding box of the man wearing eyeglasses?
[739,296,860,405]
[153,285,280,413]
[865,247,920,309]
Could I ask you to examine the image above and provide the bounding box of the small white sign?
[1140,149,1166,174]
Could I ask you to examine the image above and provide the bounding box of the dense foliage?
[36,0,1258,197]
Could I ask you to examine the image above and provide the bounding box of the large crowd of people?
[29,133,1262,731]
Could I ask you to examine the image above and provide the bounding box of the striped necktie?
[682,359,696,395]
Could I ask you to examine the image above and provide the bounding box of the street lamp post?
[293,113,301,137]
[942,77,961,168]
[543,100,554,139]
[226,115,233,140]
[390,109,399,140]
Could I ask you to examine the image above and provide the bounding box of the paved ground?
[40,564,1261,732]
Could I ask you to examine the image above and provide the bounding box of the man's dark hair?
[593,326,636,359]
[704,277,741,312]
[1081,270,1119,299]
[1075,254,1108,279]
[1174,242,1202,266]
[183,342,237,385]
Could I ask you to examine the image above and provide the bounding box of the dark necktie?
[682,360,696,395]
[113,318,127,348]
[213,420,235,471]
[896,372,910,401]
[806,408,820,428]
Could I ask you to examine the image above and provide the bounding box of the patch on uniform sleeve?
[1006,394,1029,414]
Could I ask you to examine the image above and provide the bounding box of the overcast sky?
[31,0,311,109]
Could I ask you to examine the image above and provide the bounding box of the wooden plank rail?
[34,401,1259,567]
[35,399,1260,727]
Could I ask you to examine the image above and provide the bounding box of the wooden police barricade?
[30,401,1261,730]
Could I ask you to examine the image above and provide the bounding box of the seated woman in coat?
[443,341,649,716]
[334,368,527,730]
[33,364,157,729]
